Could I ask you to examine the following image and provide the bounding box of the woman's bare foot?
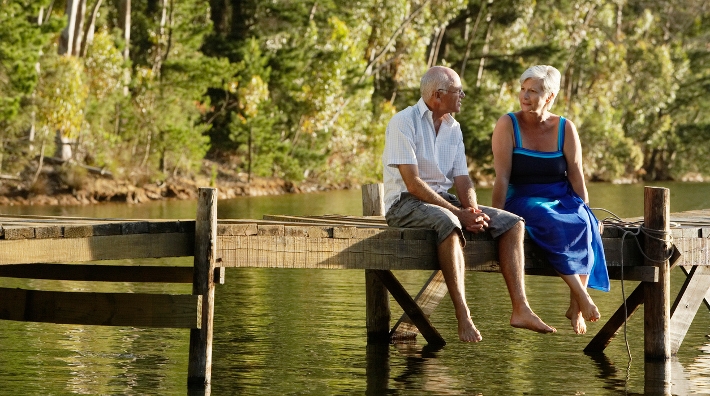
[579,295,601,322]
[567,298,587,333]
[570,310,587,334]
[566,297,586,333]
[510,307,557,333]
[458,317,483,342]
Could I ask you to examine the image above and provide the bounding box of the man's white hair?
[420,66,455,100]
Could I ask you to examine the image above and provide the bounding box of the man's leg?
[498,221,557,333]
[438,230,482,342]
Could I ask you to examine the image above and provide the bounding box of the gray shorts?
[385,192,523,246]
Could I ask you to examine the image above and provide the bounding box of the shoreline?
[0,174,353,207]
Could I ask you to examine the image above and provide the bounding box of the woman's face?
[519,78,550,113]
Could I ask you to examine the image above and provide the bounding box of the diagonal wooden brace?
[584,283,645,353]
[390,270,448,342]
[670,265,710,354]
[372,270,446,346]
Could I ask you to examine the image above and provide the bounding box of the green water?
[1,182,710,395]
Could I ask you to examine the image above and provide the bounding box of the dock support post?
[643,186,671,360]
[188,188,217,386]
[362,184,390,342]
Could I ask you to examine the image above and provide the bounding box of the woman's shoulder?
[496,112,516,125]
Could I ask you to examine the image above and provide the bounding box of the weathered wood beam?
[525,266,659,282]
[391,270,448,342]
[373,270,446,346]
[0,287,200,328]
[217,235,650,272]
[362,184,391,343]
[584,283,645,353]
[0,263,193,283]
[644,187,672,360]
[669,265,710,354]
[188,188,217,387]
[0,232,194,265]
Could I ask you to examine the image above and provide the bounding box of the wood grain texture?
[0,232,195,264]
[0,288,200,328]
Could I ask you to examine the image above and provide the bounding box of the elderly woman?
[491,65,609,334]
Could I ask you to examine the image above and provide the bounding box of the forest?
[1,0,709,198]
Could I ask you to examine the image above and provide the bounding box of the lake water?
[1,182,710,395]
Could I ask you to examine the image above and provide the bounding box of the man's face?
[437,74,464,114]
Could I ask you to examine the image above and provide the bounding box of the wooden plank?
[391,270,448,341]
[0,232,195,265]
[3,226,35,240]
[122,221,150,234]
[669,265,710,354]
[34,225,63,239]
[0,264,193,283]
[217,223,258,236]
[524,266,659,282]
[216,234,652,271]
[0,288,201,328]
[363,184,391,343]
[263,214,386,227]
[643,186,671,359]
[188,188,217,387]
[218,235,442,269]
[584,283,645,353]
[680,266,710,312]
[63,224,94,238]
[373,270,446,346]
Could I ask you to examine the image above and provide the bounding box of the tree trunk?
[475,16,493,88]
[59,0,81,55]
[459,4,485,79]
[71,0,88,56]
[80,0,104,57]
[119,0,131,95]
[119,0,131,61]
[55,130,73,161]
[152,0,169,75]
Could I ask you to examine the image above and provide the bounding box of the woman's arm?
[491,115,515,209]
[563,119,589,203]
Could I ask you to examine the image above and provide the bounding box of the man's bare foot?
[458,317,483,342]
[570,310,587,334]
[510,308,557,333]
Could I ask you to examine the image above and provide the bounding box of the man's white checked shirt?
[382,98,468,213]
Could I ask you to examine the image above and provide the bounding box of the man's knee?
[441,228,465,248]
[502,219,525,240]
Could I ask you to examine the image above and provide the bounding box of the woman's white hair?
[420,66,455,100]
[520,65,561,111]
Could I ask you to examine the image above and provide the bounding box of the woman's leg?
[560,273,599,326]
[565,275,590,334]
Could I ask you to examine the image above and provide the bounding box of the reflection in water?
[1,183,710,394]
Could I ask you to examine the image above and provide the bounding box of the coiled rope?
[591,207,677,363]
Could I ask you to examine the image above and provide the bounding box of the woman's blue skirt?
[505,181,610,292]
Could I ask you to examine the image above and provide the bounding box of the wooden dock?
[1,186,709,389]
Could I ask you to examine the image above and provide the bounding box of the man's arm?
[398,164,460,211]
[453,175,478,210]
[398,164,488,233]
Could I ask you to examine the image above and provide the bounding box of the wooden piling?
[643,186,671,359]
[188,188,217,386]
[362,184,390,342]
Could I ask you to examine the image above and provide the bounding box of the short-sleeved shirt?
[382,98,468,213]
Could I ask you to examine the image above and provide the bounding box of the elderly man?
[382,66,556,342]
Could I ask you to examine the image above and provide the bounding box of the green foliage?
[2,0,710,188]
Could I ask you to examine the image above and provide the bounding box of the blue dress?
[504,113,610,292]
